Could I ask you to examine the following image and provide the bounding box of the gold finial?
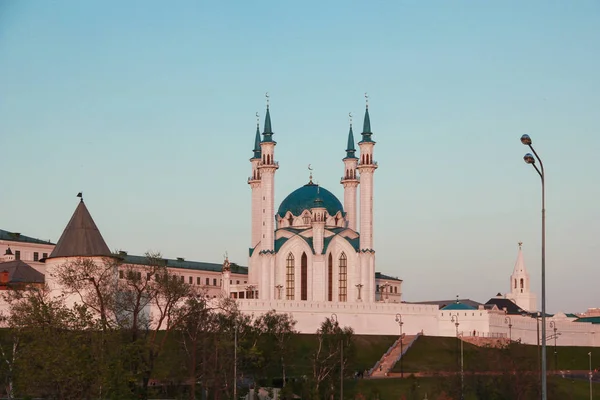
[365,92,369,109]
[518,241,523,249]
[265,92,270,109]
[349,112,353,127]
[308,164,313,182]
[256,112,259,127]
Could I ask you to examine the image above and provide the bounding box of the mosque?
[1,96,599,347]
[245,96,378,304]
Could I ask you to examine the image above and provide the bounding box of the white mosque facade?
[1,99,599,347]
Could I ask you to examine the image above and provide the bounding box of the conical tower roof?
[512,242,527,275]
[48,199,112,259]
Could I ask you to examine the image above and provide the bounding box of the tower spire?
[360,92,373,143]
[345,112,357,158]
[253,112,261,159]
[262,92,274,142]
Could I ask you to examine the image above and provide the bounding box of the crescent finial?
[365,92,369,109]
[265,92,270,108]
[349,112,353,126]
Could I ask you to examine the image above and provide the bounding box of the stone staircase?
[369,333,421,378]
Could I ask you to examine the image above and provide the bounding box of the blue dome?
[277,183,344,218]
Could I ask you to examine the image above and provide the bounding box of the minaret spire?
[262,92,274,142]
[360,93,373,143]
[253,112,261,159]
[346,112,357,159]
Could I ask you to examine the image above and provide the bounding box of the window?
[180,276,184,282]
[328,253,333,302]
[213,278,217,286]
[300,252,308,301]
[286,253,295,300]
[394,286,397,294]
[119,270,124,279]
[376,284,380,292]
[236,280,240,284]
[147,273,151,281]
[302,214,311,224]
[33,252,39,261]
[239,292,245,299]
[15,250,20,260]
[339,253,347,302]
[42,252,48,259]
[189,276,192,284]
[230,280,232,284]
[206,278,209,285]
[197,277,201,285]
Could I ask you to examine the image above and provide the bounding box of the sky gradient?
[1,1,599,312]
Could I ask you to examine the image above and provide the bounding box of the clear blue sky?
[1,1,599,312]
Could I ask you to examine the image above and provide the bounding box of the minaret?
[357,94,377,250]
[258,93,279,299]
[248,113,262,250]
[357,94,378,302]
[506,242,537,312]
[341,112,359,230]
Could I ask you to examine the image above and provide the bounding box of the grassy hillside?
[395,336,600,373]
[347,376,599,400]
[289,334,397,375]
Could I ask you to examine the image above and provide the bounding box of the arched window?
[338,252,347,302]
[286,253,295,300]
[514,279,517,289]
[287,214,294,226]
[301,252,308,301]
[328,253,333,302]
[520,278,524,293]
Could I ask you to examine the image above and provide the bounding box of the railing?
[392,332,422,365]
[368,337,400,376]
[367,332,422,377]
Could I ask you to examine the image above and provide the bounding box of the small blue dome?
[277,183,344,218]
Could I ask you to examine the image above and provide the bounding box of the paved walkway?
[370,335,416,378]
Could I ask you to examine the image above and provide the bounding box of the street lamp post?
[520,134,547,400]
[504,316,513,342]
[451,315,464,400]
[589,352,593,400]
[233,321,238,400]
[395,313,404,378]
[549,322,558,371]
[331,313,343,400]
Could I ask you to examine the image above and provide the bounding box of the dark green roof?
[252,123,261,159]
[442,302,477,311]
[359,107,374,143]
[345,125,357,159]
[262,107,274,143]
[277,182,344,217]
[375,272,402,282]
[574,316,600,324]
[120,254,248,275]
[0,229,54,245]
